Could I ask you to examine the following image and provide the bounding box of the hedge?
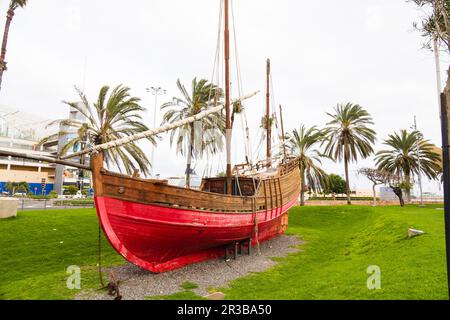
[54,199,95,206]
[308,197,379,201]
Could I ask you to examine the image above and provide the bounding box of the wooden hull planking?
[92,154,301,273]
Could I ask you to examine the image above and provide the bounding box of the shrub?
[48,191,58,199]
[54,199,94,206]
[181,281,199,290]
[66,186,79,195]
[308,197,379,201]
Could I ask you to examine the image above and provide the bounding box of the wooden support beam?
[0,148,91,170]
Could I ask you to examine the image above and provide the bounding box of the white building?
[0,105,90,195]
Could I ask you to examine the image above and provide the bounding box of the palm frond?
[375,129,441,181]
[289,125,328,192]
[38,85,154,174]
[161,78,224,162]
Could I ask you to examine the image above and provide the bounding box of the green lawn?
[0,205,448,300]
[0,209,124,300]
[220,205,449,300]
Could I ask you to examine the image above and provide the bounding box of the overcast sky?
[0,0,447,194]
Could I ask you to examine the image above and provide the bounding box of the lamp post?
[412,116,424,206]
[146,86,166,177]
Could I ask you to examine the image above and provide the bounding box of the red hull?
[94,195,298,273]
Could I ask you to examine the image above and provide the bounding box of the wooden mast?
[279,104,287,161]
[266,58,271,167]
[225,0,232,194]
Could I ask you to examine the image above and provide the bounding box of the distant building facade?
[379,186,398,201]
[51,105,91,195]
[0,107,56,195]
[0,106,91,195]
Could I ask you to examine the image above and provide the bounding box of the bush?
[181,281,199,290]
[66,186,79,196]
[308,197,379,201]
[54,199,94,206]
[48,191,58,199]
[28,195,51,200]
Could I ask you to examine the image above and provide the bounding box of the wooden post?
[441,68,450,294]
[0,148,91,170]
[90,152,104,196]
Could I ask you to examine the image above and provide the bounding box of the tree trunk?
[300,166,305,206]
[372,183,377,206]
[0,9,14,91]
[185,159,191,188]
[344,154,351,205]
[185,124,195,188]
[391,186,404,207]
[405,174,411,203]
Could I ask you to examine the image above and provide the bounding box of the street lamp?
[412,116,424,206]
[146,86,166,177]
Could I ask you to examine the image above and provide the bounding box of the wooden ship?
[0,0,301,273]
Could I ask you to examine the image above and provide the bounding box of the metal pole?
[414,116,424,206]
[434,35,443,118]
[440,69,450,298]
[147,86,166,177]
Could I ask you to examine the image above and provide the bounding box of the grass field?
[0,205,448,300]
[219,205,448,300]
[0,209,124,300]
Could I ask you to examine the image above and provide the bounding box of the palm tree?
[231,101,244,128]
[375,130,441,201]
[161,78,224,188]
[259,114,275,155]
[0,0,28,91]
[289,125,328,206]
[323,103,376,205]
[5,181,29,195]
[39,85,156,176]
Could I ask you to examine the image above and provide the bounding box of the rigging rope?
[230,0,253,166]
[208,0,223,103]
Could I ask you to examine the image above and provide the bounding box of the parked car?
[73,191,85,199]
[13,192,27,197]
